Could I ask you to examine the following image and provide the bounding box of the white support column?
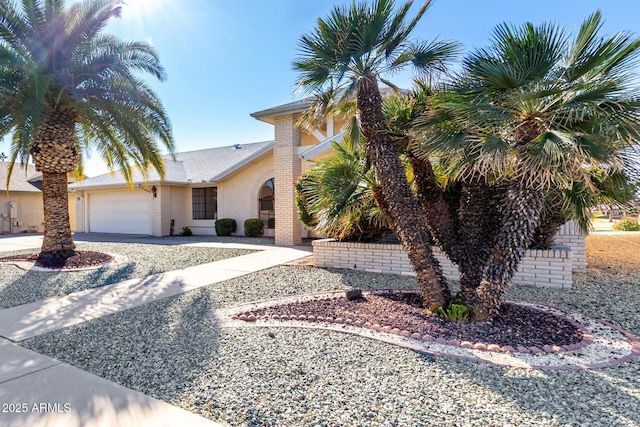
[327,116,334,137]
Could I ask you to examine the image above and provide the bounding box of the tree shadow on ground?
[0,263,137,309]
[19,285,223,419]
[0,243,255,309]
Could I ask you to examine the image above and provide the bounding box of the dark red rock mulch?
[243,291,583,349]
[0,251,113,270]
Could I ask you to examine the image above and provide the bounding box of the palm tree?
[414,11,640,318]
[296,135,390,242]
[531,168,638,249]
[0,0,173,259]
[294,0,459,308]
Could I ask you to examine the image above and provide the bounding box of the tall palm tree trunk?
[358,77,451,308]
[30,107,79,256]
[41,171,75,254]
[475,180,545,319]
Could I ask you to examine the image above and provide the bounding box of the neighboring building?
[0,162,77,234]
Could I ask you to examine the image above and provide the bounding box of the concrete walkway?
[0,235,312,427]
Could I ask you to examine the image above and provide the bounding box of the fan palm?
[531,168,638,249]
[296,136,390,242]
[294,0,459,308]
[414,11,640,317]
[0,0,174,258]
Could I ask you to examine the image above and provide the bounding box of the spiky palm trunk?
[530,190,572,249]
[530,218,564,249]
[409,156,461,264]
[40,171,75,254]
[456,181,496,311]
[29,107,78,256]
[475,180,545,320]
[411,158,499,315]
[358,77,451,308]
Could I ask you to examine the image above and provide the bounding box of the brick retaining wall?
[313,239,573,289]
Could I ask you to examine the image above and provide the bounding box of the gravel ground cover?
[165,235,277,245]
[241,292,584,348]
[0,242,255,308]
[20,235,640,426]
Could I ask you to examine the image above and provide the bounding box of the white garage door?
[88,190,152,235]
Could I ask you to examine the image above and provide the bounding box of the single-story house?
[71,98,343,245]
[0,162,77,234]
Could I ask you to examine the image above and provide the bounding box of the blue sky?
[3,0,640,176]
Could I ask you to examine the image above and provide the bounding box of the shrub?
[215,218,237,236]
[612,217,640,231]
[244,218,264,237]
[180,226,193,236]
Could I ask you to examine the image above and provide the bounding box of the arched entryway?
[258,178,275,230]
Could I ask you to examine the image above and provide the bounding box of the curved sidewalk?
[0,239,312,427]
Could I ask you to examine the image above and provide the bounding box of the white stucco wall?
[217,151,275,236]
[168,185,189,235]
[169,151,275,236]
[1,193,76,234]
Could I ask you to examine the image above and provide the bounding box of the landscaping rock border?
[1,252,128,272]
[214,290,640,371]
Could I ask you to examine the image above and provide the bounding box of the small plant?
[426,291,472,322]
[244,218,264,237]
[612,217,640,231]
[429,304,472,322]
[215,218,237,236]
[180,226,193,236]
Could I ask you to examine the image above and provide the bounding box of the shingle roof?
[71,141,274,189]
[250,98,314,124]
[0,162,42,193]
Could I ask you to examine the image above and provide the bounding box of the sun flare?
[123,0,170,19]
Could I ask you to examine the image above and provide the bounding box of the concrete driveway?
[0,234,44,253]
[0,233,179,253]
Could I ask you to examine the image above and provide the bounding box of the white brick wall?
[313,239,573,289]
[553,221,586,273]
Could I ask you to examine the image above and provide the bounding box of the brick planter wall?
[313,240,574,289]
[553,221,586,273]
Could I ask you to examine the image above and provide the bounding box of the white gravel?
[215,297,637,370]
[20,263,640,427]
[0,242,255,308]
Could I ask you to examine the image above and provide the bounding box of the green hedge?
[215,218,237,236]
[244,218,264,237]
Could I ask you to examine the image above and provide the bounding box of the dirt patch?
[0,251,114,270]
[587,234,640,272]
